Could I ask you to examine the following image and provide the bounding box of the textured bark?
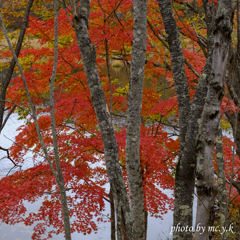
[158,1,213,239]
[226,111,240,157]
[157,0,191,153]
[0,0,34,131]
[227,43,240,100]
[49,1,71,239]
[226,43,240,158]
[109,188,116,240]
[125,0,147,239]
[70,1,133,239]
[173,57,212,240]
[216,123,229,240]
[157,3,191,237]
[195,1,234,239]
[144,211,148,240]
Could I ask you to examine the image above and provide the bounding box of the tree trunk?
[195,1,234,239]
[125,0,147,239]
[216,123,229,240]
[144,210,148,240]
[226,43,240,158]
[49,1,72,239]
[109,188,116,240]
[157,1,213,239]
[70,1,133,239]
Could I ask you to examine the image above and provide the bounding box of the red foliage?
[0,0,213,238]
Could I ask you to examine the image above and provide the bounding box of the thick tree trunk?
[70,1,133,239]
[0,0,34,131]
[158,1,213,239]
[195,1,234,239]
[125,0,147,239]
[216,123,229,240]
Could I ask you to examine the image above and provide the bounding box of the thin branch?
[184,59,200,78]
[0,99,33,117]
[61,0,74,26]
[230,194,240,204]
[156,84,174,93]
[0,146,22,167]
[226,75,239,106]
[171,1,199,42]
[105,0,125,22]
[65,124,104,154]
[147,19,200,78]
[3,134,47,160]
[185,2,200,15]
[98,0,113,120]
[147,19,168,48]
[0,104,16,133]
[56,99,77,136]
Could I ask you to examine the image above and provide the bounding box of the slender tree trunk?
[70,1,133,239]
[49,1,71,239]
[226,43,240,158]
[195,1,234,239]
[157,2,191,237]
[109,187,116,240]
[0,0,34,131]
[157,0,191,165]
[216,123,229,240]
[144,210,148,240]
[125,0,147,239]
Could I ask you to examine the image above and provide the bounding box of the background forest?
[0,0,239,239]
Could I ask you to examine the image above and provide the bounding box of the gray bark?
[195,1,234,239]
[0,0,34,131]
[157,1,213,239]
[226,43,240,158]
[157,3,191,238]
[173,58,213,240]
[125,0,147,239]
[227,43,240,101]
[226,110,240,158]
[109,188,116,240]
[216,123,229,240]
[157,0,191,156]
[49,1,71,239]
[70,0,133,239]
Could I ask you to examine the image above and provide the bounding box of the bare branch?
[147,19,200,78]
[0,104,16,133]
